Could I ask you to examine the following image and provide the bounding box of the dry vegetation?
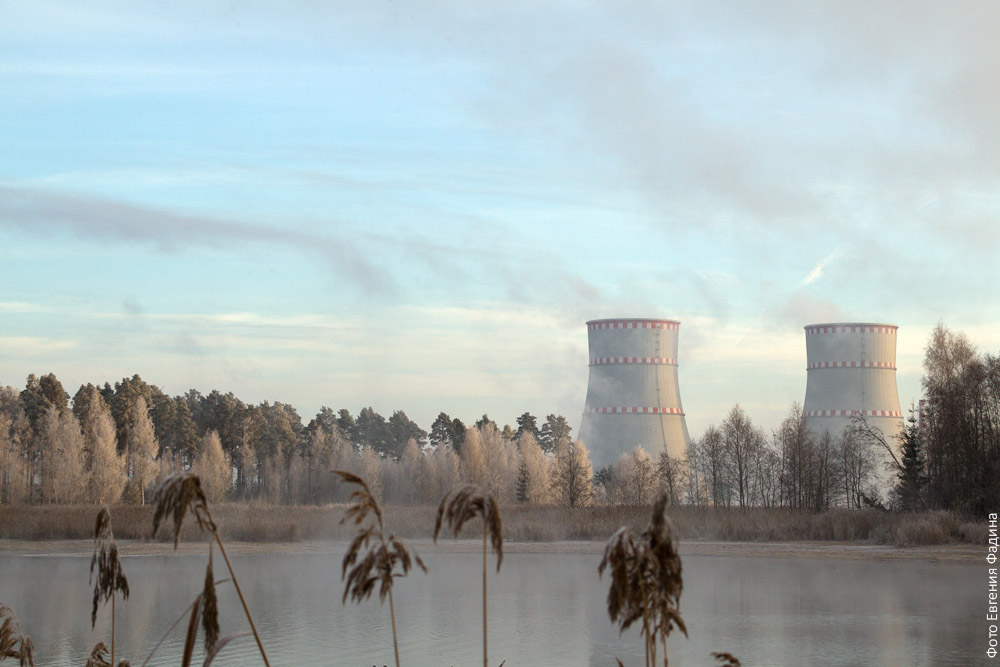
[0,503,984,547]
[600,495,686,667]
[334,470,425,667]
[434,485,504,667]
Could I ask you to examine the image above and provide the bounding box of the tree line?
[0,324,995,515]
[0,376,592,507]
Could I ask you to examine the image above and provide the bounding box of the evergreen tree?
[337,408,358,445]
[515,412,539,442]
[387,410,426,459]
[475,414,497,431]
[429,412,453,450]
[538,414,571,454]
[449,417,466,454]
[515,458,530,503]
[896,407,927,511]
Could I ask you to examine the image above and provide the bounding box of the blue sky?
[2,1,999,437]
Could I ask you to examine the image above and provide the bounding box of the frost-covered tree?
[398,438,422,504]
[195,430,231,503]
[429,442,461,502]
[460,426,488,487]
[0,412,29,504]
[39,405,86,503]
[552,440,594,507]
[127,397,159,504]
[515,432,550,504]
[657,451,687,506]
[480,423,517,502]
[359,445,383,502]
[605,446,655,505]
[85,401,126,504]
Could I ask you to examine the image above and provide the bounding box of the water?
[0,544,987,666]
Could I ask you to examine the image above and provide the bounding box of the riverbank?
[0,537,981,562]
[0,503,986,547]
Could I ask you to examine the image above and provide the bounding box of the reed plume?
[711,652,741,666]
[90,507,129,667]
[83,642,130,667]
[0,604,34,667]
[151,472,269,667]
[434,485,503,667]
[334,470,426,667]
[599,493,686,667]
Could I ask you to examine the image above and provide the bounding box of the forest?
[0,324,997,516]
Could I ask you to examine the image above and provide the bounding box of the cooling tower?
[579,318,690,469]
[802,323,903,486]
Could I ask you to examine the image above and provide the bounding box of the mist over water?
[1,548,984,666]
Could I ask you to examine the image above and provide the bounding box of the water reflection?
[0,547,984,666]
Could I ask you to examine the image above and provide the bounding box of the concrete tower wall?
[802,323,903,488]
[579,319,690,469]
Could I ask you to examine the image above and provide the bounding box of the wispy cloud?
[0,183,396,297]
[0,301,53,314]
[0,336,78,354]
[801,248,841,286]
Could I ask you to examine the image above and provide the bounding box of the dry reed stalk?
[711,652,741,666]
[152,472,270,667]
[333,470,426,667]
[90,507,130,667]
[433,485,503,667]
[599,493,686,667]
[84,642,111,667]
[0,604,35,667]
[84,641,132,667]
[137,578,246,667]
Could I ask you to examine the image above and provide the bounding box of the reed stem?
[389,588,400,667]
[213,531,270,667]
[483,519,488,667]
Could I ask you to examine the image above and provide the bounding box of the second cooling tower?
[579,318,690,469]
[802,323,903,486]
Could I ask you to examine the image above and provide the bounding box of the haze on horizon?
[2,1,999,436]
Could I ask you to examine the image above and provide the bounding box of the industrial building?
[579,318,690,469]
[802,322,904,487]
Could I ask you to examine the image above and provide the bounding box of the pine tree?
[896,408,927,511]
[515,458,530,503]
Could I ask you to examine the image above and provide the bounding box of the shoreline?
[0,537,981,562]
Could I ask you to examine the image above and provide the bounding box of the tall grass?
[434,485,503,667]
[150,472,269,667]
[89,507,129,666]
[600,495,686,667]
[0,503,983,546]
[0,604,34,666]
[333,470,426,667]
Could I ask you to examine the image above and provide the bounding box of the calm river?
[0,545,987,666]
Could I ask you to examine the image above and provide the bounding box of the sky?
[2,1,999,438]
